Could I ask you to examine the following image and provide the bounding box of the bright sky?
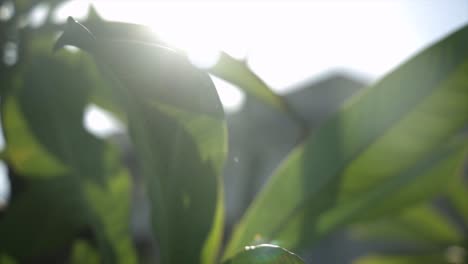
[53,0,468,110]
[0,0,467,206]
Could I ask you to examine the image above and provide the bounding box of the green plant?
[0,3,467,264]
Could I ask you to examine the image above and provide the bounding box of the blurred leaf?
[209,52,290,113]
[353,254,449,264]
[80,14,307,131]
[87,70,126,123]
[15,0,61,14]
[1,33,112,183]
[84,5,165,46]
[0,172,88,262]
[81,11,290,117]
[17,51,107,184]
[54,18,227,264]
[351,203,463,246]
[225,24,468,258]
[222,244,304,264]
[115,79,226,264]
[69,240,100,264]
[312,141,467,234]
[0,167,137,263]
[0,254,16,264]
[83,169,138,264]
[2,96,67,177]
[447,171,468,226]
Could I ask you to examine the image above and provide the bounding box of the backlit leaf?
[225,24,468,258]
[54,17,227,264]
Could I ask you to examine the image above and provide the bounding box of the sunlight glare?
[83,104,125,138]
[91,1,250,109]
[29,3,49,28]
[0,162,9,209]
[53,0,90,23]
[90,1,421,92]
[211,76,245,112]
[58,0,468,104]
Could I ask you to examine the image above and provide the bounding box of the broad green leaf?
[83,169,138,264]
[225,24,468,258]
[2,97,67,177]
[268,141,466,251]
[353,254,449,264]
[0,254,16,264]
[223,244,304,264]
[351,203,463,246]
[0,172,88,262]
[311,141,467,235]
[158,106,227,264]
[447,171,468,226]
[121,75,226,264]
[16,50,107,184]
[69,240,101,264]
[79,11,288,115]
[209,52,290,113]
[0,167,137,263]
[1,33,110,182]
[54,18,227,264]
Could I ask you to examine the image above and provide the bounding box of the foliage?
[222,244,305,264]
[0,2,467,264]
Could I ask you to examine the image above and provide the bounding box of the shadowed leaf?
[0,167,137,263]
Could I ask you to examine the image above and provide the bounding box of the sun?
[57,1,247,112]
[54,1,248,112]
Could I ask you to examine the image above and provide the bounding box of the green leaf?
[209,52,290,113]
[69,240,101,264]
[0,172,88,262]
[351,203,464,246]
[0,254,16,264]
[0,29,137,264]
[80,12,289,116]
[83,169,138,264]
[1,33,111,182]
[2,96,67,177]
[225,24,468,258]
[223,244,304,264]
[447,171,468,226]
[312,141,467,234]
[126,102,225,264]
[0,168,137,263]
[353,254,449,264]
[54,18,227,264]
[16,51,107,183]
